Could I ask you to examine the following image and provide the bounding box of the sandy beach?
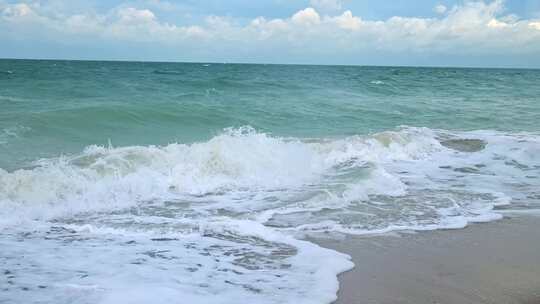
[315,215,540,304]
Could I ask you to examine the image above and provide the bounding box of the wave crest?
[0,126,443,224]
[1,126,539,232]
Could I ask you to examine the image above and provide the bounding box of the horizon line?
[1,56,539,71]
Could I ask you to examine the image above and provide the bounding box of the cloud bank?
[1,0,539,66]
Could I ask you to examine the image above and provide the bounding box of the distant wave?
[153,69,184,75]
[0,125,30,145]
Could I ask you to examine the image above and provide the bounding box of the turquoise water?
[1,59,539,170]
[1,60,540,304]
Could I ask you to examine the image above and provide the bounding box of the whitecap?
[1,126,539,304]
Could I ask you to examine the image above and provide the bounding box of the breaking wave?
[1,126,539,304]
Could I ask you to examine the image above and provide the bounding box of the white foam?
[1,220,352,304]
[1,126,539,304]
[0,126,439,227]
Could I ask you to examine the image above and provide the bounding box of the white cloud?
[117,7,155,24]
[487,18,509,28]
[291,7,320,26]
[1,1,539,61]
[0,4,208,43]
[530,21,540,30]
[328,10,361,30]
[1,3,38,19]
[434,4,447,14]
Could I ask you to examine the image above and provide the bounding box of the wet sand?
[315,215,540,304]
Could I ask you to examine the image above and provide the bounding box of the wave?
[0,126,408,224]
[0,125,31,145]
[1,126,538,230]
[1,126,539,304]
[153,69,184,75]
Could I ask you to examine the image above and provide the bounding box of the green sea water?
[1,59,539,170]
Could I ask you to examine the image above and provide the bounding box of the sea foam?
[1,126,539,304]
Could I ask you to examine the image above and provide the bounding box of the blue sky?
[1,0,540,67]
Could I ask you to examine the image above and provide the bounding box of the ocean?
[1,59,539,303]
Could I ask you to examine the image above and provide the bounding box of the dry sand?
[314,215,540,304]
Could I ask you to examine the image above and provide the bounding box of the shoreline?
[314,215,540,304]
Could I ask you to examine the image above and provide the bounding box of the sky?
[1,0,540,67]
